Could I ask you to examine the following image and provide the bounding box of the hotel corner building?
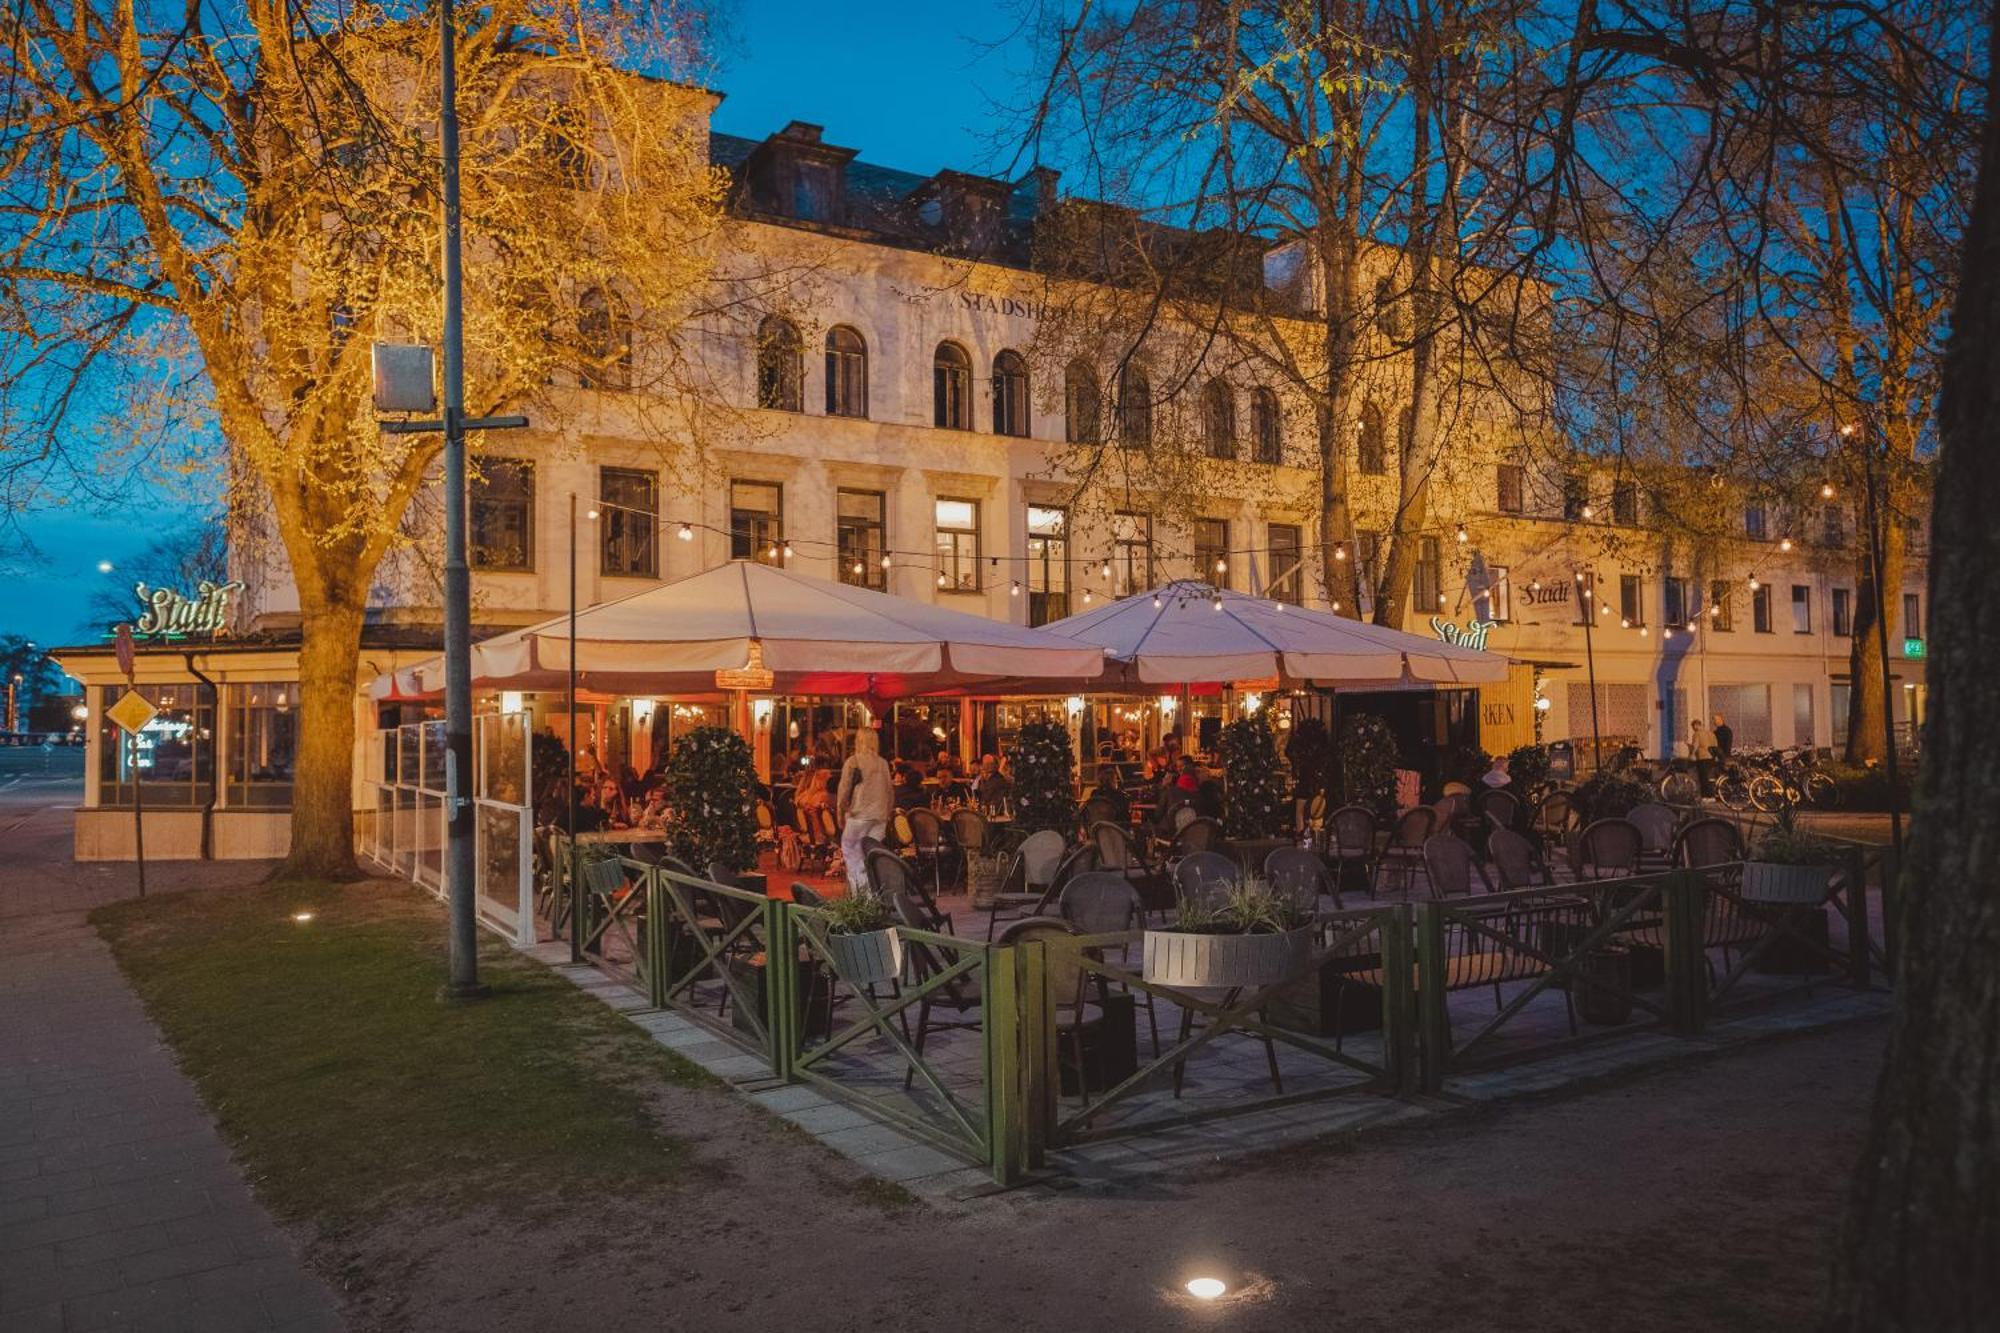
[52,103,1931,862]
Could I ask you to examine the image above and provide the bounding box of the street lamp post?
[1576,573,1604,772]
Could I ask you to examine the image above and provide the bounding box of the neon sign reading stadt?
[133,580,243,638]
[1430,617,1498,651]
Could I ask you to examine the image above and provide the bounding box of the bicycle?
[1749,746,1840,812]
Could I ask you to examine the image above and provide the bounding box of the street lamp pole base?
[437,982,493,1005]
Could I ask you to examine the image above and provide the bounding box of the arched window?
[1201,380,1236,460]
[933,341,972,430]
[1064,361,1101,443]
[992,350,1030,438]
[1374,276,1406,340]
[825,325,868,417]
[1116,363,1151,448]
[1357,401,1387,475]
[1250,388,1281,464]
[577,287,631,390]
[755,315,803,412]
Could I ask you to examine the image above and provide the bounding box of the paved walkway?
[0,799,342,1332]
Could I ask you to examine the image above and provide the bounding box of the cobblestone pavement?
[0,800,342,1331]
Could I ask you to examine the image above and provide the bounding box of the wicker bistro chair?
[1626,802,1678,870]
[1090,820,1171,913]
[1171,851,1241,904]
[868,847,950,933]
[1421,834,1489,899]
[949,807,992,875]
[1057,871,1160,1056]
[789,881,828,908]
[994,917,1117,1102]
[983,829,1071,942]
[1575,817,1644,880]
[1327,804,1380,897]
[904,807,953,896]
[1533,790,1582,848]
[1675,817,1745,869]
[1374,807,1437,897]
[1264,846,1336,912]
[1081,796,1121,831]
[890,889,984,1088]
[1474,786,1522,831]
[1487,826,1547,889]
[1168,817,1227,859]
[1614,817,1759,977]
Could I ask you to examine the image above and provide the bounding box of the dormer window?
[796,162,837,222]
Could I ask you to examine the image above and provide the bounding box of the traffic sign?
[106,690,159,735]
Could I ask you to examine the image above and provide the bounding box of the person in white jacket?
[836,727,894,892]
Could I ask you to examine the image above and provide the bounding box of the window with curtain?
[1791,584,1812,633]
[755,315,803,411]
[1201,380,1235,460]
[1268,523,1303,604]
[228,683,298,808]
[1027,505,1068,625]
[599,467,657,577]
[1664,577,1690,627]
[730,480,783,563]
[1357,402,1387,474]
[933,342,972,430]
[470,459,534,572]
[1064,361,1100,443]
[1620,574,1645,625]
[825,325,868,417]
[1250,389,1281,464]
[1753,584,1773,632]
[1709,580,1734,631]
[993,350,1030,437]
[1413,536,1443,612]
[934,498,981,592]
[1194,517,1229,583]
[836,489,885,589]
[1116,365,1151,448]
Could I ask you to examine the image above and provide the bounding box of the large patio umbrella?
[370,560,1109,702]
[1042,582,1509,688]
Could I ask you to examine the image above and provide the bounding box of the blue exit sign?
[1904,637,1926,659]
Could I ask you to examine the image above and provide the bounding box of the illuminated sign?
[1903,637,1926,659]
[133,580,243,638]
[1431,617,1498,652]
[714,639,775,691]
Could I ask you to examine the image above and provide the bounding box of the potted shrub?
[1741,807,1840,904]
[1507,743,1551,792]
[663,726,759,876]
[1144,878,1315,989]
[1012,720,1078,835]
[815,892,903,985]
[1221,711,1289,839]
[1571,771,1653,821]
[1336,713,1399,816]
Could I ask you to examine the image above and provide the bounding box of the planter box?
[1575,946,1634,1026]
[1270,952,1386,1037]
[821,927,904,986]
[1752,905,1832,975]
[1143,925,1315,990]
[1740,860,1832,905]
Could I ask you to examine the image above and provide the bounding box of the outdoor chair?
[1172,851,1240,904]
[1327,804,1379,897]
[1675,817,1745,869]
[1474,787,1521,831]
[1421,833,1487,899]
[890,890,984,1089]
[1090,820,1170,912]
[1575,817,1643,880]
[1374,807,1436,897]
[789,881,827,908]
[1533,791,1581,847]
[1263,845,1335,912]
[983,830,1070,942]
[905,807,952,897]
[1488,826,1547,889]
[1627,802,1677,869]
[1081,796,1120,830]
[994,917,1115,1103]
[949,807,991,879]
[1056,871,1159,1056]
[1169,817,1226,859]
[868,847,948,932]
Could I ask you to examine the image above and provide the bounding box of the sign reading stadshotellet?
[132,580,243,638]
[105,689,160,735]
[1431,617,1499,652]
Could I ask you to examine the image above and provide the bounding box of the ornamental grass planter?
[1143,925,1315,990]
[821,927,904,986]
[1739,860,1833,905]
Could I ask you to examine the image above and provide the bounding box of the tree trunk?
[278,599,366,880]
[1842,537,1902,766]
[1828,17,2000,1319]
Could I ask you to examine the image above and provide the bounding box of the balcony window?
[1268,523,1303,604]
[934,498,981,592]
[836,489,885,589]
[730,480,783,564]
[599,467,657,577]
[1026,505,1068,625]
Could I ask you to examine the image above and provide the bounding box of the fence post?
[1661,869,1706,1036]
[1377,905,1416,1095]
[765,900,796,1080]
[1017,937,1054,1169]
[1840,845,1871,990]
[642,868,668,1010]
[1414,902,1449,1093]
[982,941,1029,1186]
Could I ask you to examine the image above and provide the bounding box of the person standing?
[837,728,893,892]
[1711,712,1734,761]
[1690,717,1711,796]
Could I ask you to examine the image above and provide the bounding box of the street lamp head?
[96,560,113,574]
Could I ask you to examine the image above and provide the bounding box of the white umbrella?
[371,561,1109,701]
[1043,581,1509,688]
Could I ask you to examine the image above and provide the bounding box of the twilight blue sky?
[5,1,1029,657]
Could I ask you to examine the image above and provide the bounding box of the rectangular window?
[1481,565,1511,622]
[1562,474,1588,521]
[934,497,981,593]
[96,683,214,809]
[1708,580,1734,632]
[1753,583,1772,633]
[599,467,658,577]
[1831,683,1852,745]
[1745,504,1767,540]
[470,459,534,571]
[1620,574,1644,626]
[1903,592,1922,641]
[1193,518,1229,586]
[1027,505,1069,626]
[836,489,885,590]
[1833,588,1852,637]
[227,683,298,808]
[1664,577,1689,628]
[1822,504,1846,547]
[1496,464,1525,515]
[729,480,783,564]
[1793,683,1815,749]
[1412,536,1442,614]
[1112,511,1153,597]
[1268,523,1303,605]
[1791,584,1812,634]
[1575,572,1597,626]
[1612,480,1639,525]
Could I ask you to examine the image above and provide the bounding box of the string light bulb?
[677,522,693,542]
[880,553,893,570]
[1213,595,1224,611]
[1152,594,1163,609]
[1010,581,1020,597]
[1100,560,1112,579]
[1530,578,1541,592]
[1580,503,1595,520]
[1640,625,1650,637]
[1621,617,1631,629]
[1214,558,1227,573]
[852,561,864,576]
[766,543,778,560]
[936,571,947,587]
[1083,588,1093,604]
[1331,599,1341,611]
[1747,574,1760,590]
[781,541,794,560]
[586,507,599,520]
[1455,524,1469,544]
[1821,482,1837,499]
[1334,542,1348,562]
[1779,536,1792,552]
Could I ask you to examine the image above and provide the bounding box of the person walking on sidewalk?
[836,727,893,893]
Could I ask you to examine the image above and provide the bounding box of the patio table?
[577,828,669,846]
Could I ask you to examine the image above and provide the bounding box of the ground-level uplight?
[1186,1277,1227,1300]
[292,911,315,924]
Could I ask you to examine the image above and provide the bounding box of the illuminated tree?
[1,1,726,874]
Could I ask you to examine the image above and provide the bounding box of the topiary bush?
[1284,716,1332,807]
[1336,713,1400,813]
[1507,743,1551,790]
[1012,720,1076,834]
[664,726,758,875]
[1221,711,1289,838]
[1571,771,1653,821]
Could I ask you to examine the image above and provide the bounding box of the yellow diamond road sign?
[106,690,160,735]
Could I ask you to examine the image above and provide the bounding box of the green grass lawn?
[93,878,708,1228]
